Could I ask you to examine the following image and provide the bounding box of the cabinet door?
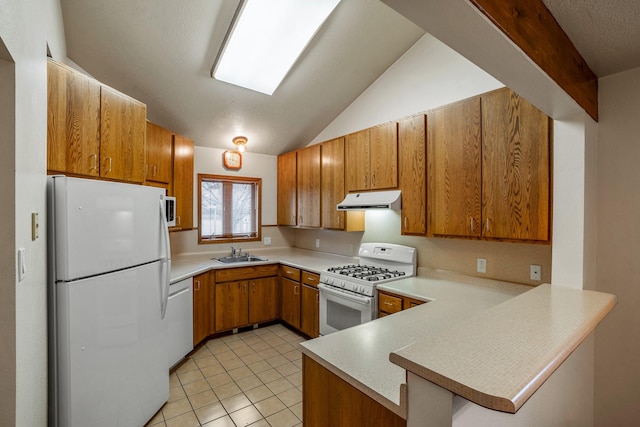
[280,277,301,329]
[481,89,550,241]
[297,145,321,227]
[100,86,147,183]
[47,60,101,177]
[300,284,319,338]
[345,129,370,192]
[399,115,427,235]
[215,281,249,332]
[277,151,297,225]
[145,121,172,184]
[193,272,212,346]
[369,122,398,190]
[428,97,482,237]
[172,134,194,229]
[249,276,279,324]
[321,137,346,230]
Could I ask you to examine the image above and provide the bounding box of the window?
[198,174,261,243]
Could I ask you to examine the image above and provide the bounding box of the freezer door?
[55,261,169,427]
[51,176,167,281]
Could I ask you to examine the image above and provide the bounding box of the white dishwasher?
[167,278,193,369]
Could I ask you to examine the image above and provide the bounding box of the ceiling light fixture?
[232,136,248,152]
[211,0,341,95]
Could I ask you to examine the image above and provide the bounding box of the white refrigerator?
[47,176,171,427]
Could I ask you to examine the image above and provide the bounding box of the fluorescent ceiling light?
[212,0,341,95]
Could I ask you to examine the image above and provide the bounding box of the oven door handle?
[319,283,372,305]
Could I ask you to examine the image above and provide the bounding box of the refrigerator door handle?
[159,198,171,319]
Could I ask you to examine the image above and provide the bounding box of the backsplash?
[294,210,551,286]
[171,211,551,286]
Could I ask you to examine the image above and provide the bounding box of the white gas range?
[319,243,417,335]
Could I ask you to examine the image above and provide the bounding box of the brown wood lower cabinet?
[193,271,214,346]
[192,263,321,345]
[280,266,320,337]
[300,284,319,338]
[303,355,405,427]
[213,265,279,334]
[249,277,279,324]
[281,277,301,329]
[378,290,426,318]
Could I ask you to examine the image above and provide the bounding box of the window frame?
[197,173,262,244]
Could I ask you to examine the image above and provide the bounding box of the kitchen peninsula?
[301,274,615,427]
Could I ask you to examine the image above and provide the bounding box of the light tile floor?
[146,324,306,427]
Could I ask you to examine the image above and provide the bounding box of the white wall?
[311,33,504,143]
[594,66,640,426]
[0,0,67,425]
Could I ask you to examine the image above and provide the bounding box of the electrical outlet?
[477,258,487,273]
[315,239,320,248]
[264,236,272,246]
[530,265,542,281]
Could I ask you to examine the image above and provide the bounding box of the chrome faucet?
[230,246,242,257]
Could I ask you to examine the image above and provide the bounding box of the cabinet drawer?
[379,292,403,314]
[408,298,426,308]
[215,264,278,283]
[280,265,301,282]
[301,271,320,288]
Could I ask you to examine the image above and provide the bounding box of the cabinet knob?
[194,280,200,291]
[105,157,113,174]
[469,217,475,233]
[485,218,491,234]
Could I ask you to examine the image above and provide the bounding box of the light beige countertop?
[389,283,616,413]
[170,247,356,283]
[299,274,531,418]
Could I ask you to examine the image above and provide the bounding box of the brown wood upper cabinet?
[345,122,398,192]
[171,133,194,229]
[297,145,321,227]
[399,114,427,235]
[428,88,551,242]
[277,151,297,226]
[481,88,551,241]
[320,138,365,232]
[145,121,173,184]
[320,137,345,230]
[48,59,147,183]
[428,97,482,238]
[47,60,101,177]
[99,86,147,183]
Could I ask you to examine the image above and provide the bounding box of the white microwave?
[165,196,176,227]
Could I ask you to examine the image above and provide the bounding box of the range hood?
[337,190,401,211]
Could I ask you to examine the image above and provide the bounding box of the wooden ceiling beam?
[469,0,598,121]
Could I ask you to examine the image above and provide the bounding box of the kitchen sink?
[213,255,268,264]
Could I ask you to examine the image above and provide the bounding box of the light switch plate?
[264,236,272,246]
[31,212,39,240]
[18,248,26,282]
[477,258,487,273]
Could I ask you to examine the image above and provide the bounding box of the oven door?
[319,283,375,335]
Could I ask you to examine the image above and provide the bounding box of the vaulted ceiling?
[60,0,424,155]
[59,1,640,155]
